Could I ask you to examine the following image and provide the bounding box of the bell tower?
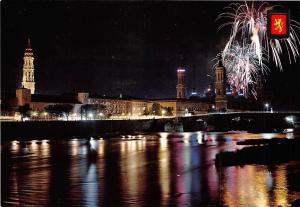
[176,68,186,99]
[22,38,35,94]
[215,54,227,110]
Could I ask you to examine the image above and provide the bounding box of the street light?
[72,113,78,120]
[185,108,189,116]
[265,103,269,111]
[285,116,294,124]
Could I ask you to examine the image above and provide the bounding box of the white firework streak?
[217,2,300,70]
[222,41,269,98]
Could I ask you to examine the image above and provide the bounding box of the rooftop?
[31,94,80,104]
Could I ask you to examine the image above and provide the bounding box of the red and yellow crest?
[268,11,290,39]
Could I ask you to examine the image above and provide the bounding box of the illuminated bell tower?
[22,38,35,94]
[215,54,227,110]
[176,68,186,99]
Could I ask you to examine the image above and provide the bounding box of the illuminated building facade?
[16,88,31,106]
[15,88,80,114]
[130,101,149,116]
[21,38,35,94]
[86,95,130,116]
[1,40,229,120]
[153,99,211,116]
[176,68,186,99]
[82,94,149,117]
[79,93,211,118]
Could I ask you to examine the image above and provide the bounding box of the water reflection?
[274,165,288,207]
[83,163,99,207]
[120,138,147,206]
[5,140,52,206]
[220,164,296,207]
[159,133,170,206]
[2,132,300,206]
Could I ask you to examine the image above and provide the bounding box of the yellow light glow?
[31,140,38,150]
[11,140,20,151]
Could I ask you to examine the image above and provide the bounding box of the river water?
[2,132,300,206]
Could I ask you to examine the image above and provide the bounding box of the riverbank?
[215,138,300,167]
[1,119,160,140]
[2,112,298,140]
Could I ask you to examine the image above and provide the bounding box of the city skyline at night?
[2,2,300,207]
[2,1,300,108]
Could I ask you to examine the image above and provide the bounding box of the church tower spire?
[27,38,31,49]
[22,38,35,94]
[215,54,227,110]
[176,68,186,99]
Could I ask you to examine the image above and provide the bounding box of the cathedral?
[1,38,236,121]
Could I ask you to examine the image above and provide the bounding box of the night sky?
[2,1,300,108]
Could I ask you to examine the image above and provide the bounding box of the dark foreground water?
[2,132,300,207]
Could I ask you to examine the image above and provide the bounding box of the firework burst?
[222,40,269,98]
[218,2,300,70]
[217,2,300,97]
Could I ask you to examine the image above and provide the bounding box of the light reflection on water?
[2,132,300,206]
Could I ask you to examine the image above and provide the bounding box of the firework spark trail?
[218,2,300,68]
[222,41,269,98]
[217,2,300,97]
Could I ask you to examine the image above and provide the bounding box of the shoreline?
[215,138,300,167]
[1,112,298,140]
